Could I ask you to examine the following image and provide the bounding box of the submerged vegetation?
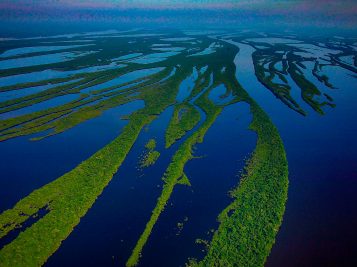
[0,29,354,267]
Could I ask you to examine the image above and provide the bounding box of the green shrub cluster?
[165,102,200,148]
[140,139,160,168]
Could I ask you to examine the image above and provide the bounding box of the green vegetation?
[252,53,306,116]
[165,102,200,148]
[177,173,191,186]
[250,42,338,116]
[125,38,290,266]
[0,112,153,266]
[188,99,288,267]
[140,150,160,168]
[140,139,160,168]
[4,30,346,267]
[126,93,222,267]
[288,62,335,114]
[0,29,213,265]
[0,68,170,141]
[312,61,335,89]
[145,139,157,150]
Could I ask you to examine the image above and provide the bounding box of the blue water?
[115,34,164,38]
[139,103,256,267]
[208,84,235,105]
[128,52,181,64]
[229,40,357,267]
[0,70,68,87]
[188,42,221,57]
[176,67,198,102]
[1,30,356,267]
[44,99,256,267]
[0,93,80,119]
[0,44,93,58]
[112,53,143,61]
[151,47,185,52]
[128,57,168,64]
[0,79,82,102]
[0,84,63,103]
[0,64,122,87]
[81,67,164,94]
[0,100,144,214]
[245,37,302,44]
[0,51,96,70]
[19,29,134,40]
[161,37,195,42]
[159,67,176,83]
[45,106,177,267]
[152,44,171,47]
[199,65,208,74]
[266,66,357,267]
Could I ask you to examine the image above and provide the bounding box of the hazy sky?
[0,0,356,28]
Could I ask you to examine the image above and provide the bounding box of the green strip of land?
[126,90,223,267]
[0,61,187,267]
[0,112,153,267]
[189,94,289,267]
[165,102,200,148]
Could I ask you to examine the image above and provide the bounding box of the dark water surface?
[139,103,255,267]
[45,102,255,267]
[0,100,144,213]
[44,106,175,267]
[233,42,357,267]
[0,29,356,267]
